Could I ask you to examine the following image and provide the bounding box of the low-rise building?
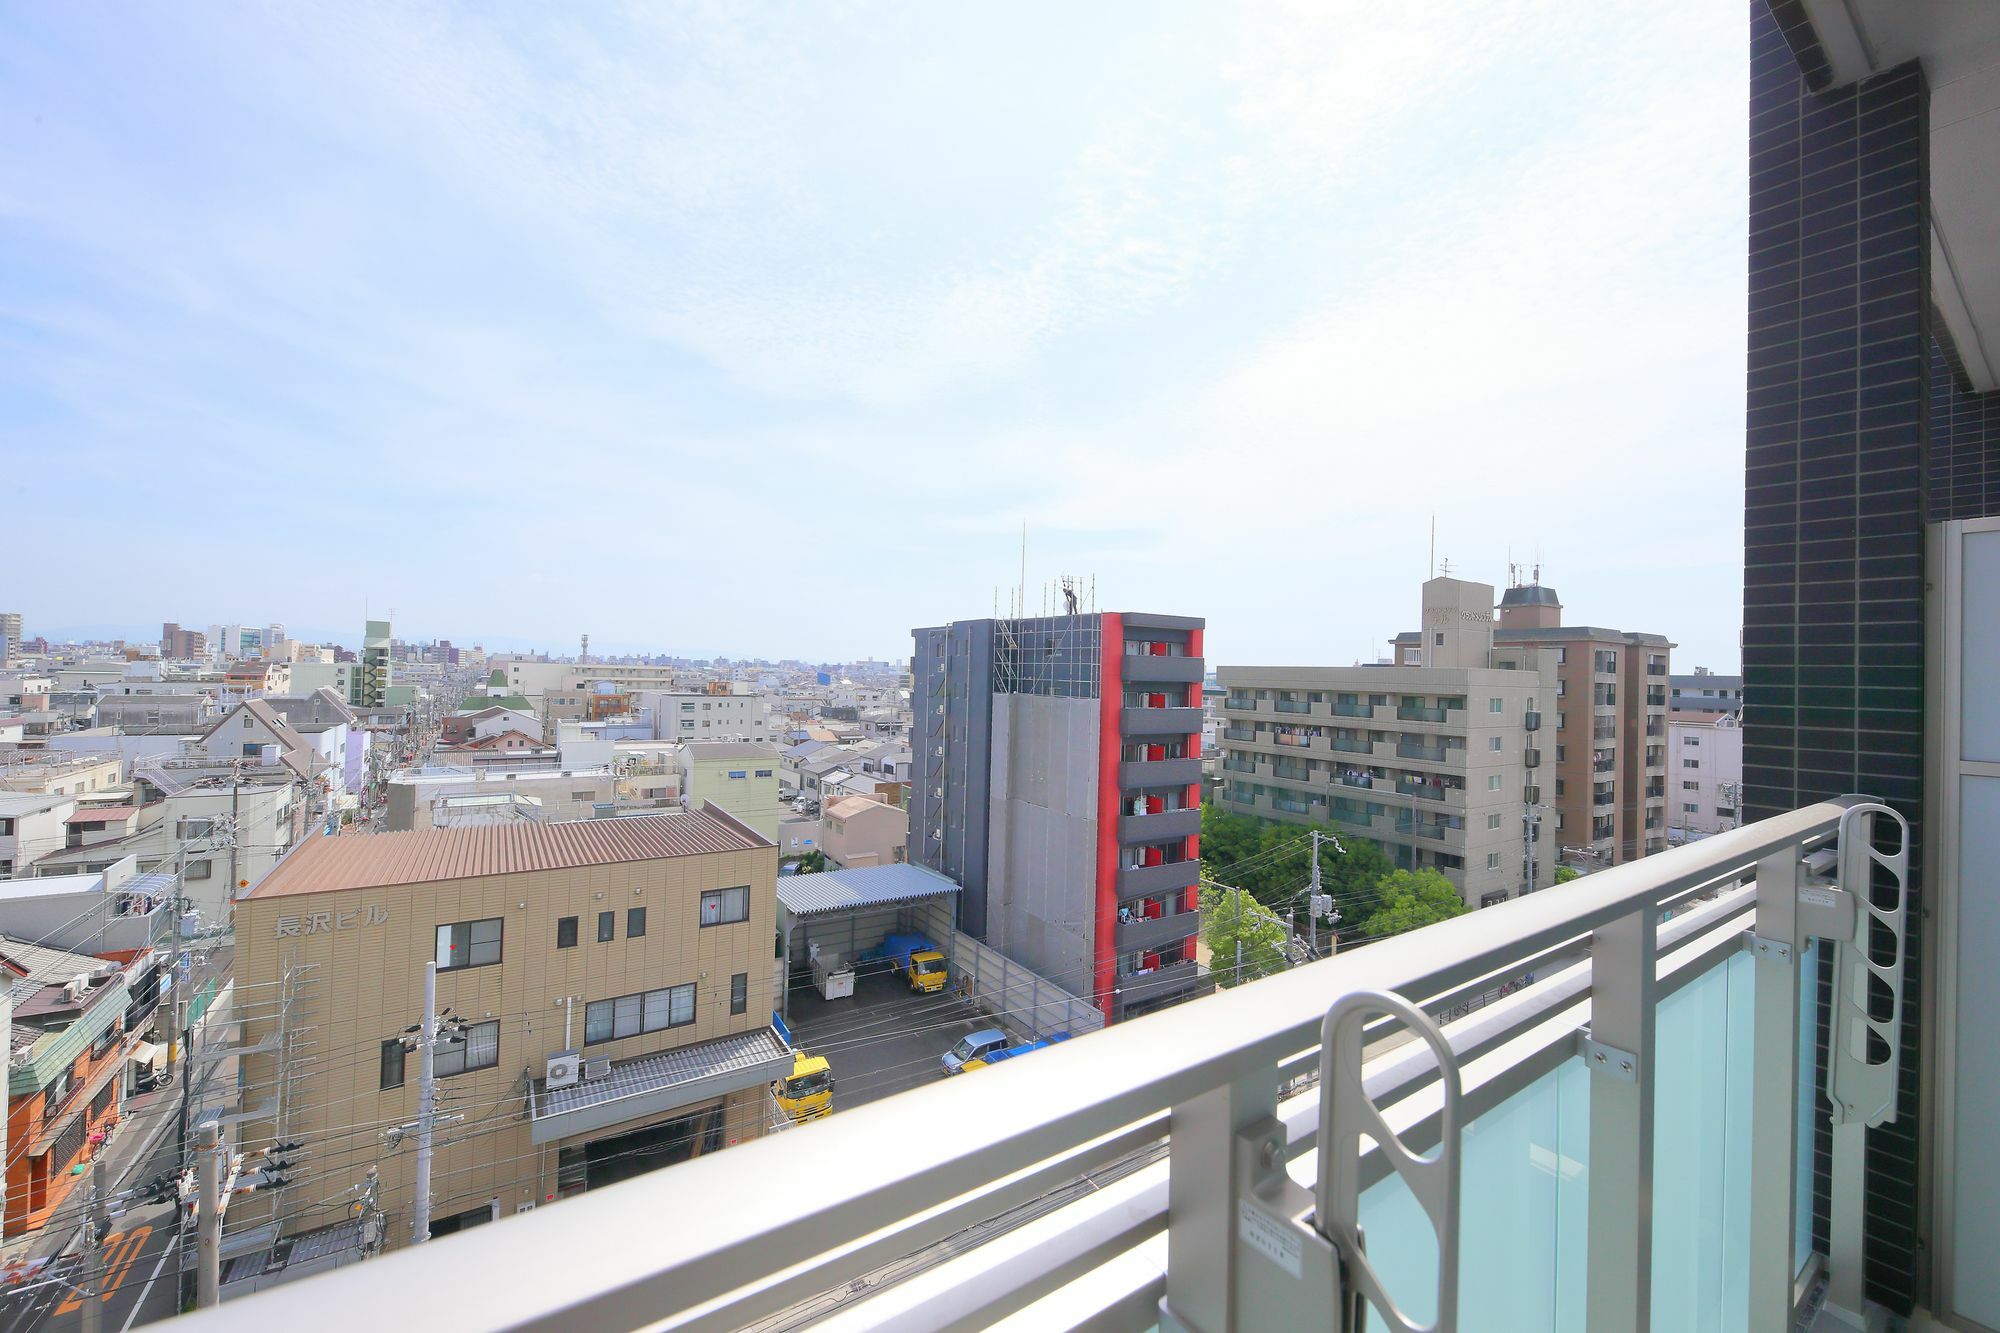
[678,743,785,841]
[383,766,618,832]
[639,691,771,744]
[817,796,908,871]
[1668,668,1744,719]
[231,809,787,1251]
[0,794,76,878]
[0,755,123,799]
[4,938,132,1236]
[1666,712,1743,841]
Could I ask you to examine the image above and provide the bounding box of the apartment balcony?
[1270,731,1315,750]
[1120,756,1202,789]
[1220,758,1258,776]
[1118,859,1198,899]
[1122,706,1202,737]
[1222,725,1257,742]
[1119,807,1201,844]
[1223,696,1258,713]
[1122,655,1204,685]
[1272,698,1315,715]
[1115,904,1199,956]
[1594,789,1616,809]
[1647,691,1667,708]
[1113,957,1204,1015]
[228,799,1902,1333]
[1328,805,1376,831]
[1395,779,1451,802]
[1396,703,1449,723]
[1272,763,1313,783]
[1330,735,1372,755]
[1646,662,1667,676]
[1270,794,1312,816]
[1646,721,1665,738]
[1336,772,1374,790]
[1397,740,1449,763]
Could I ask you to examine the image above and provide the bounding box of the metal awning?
[529,1026,792,1144]
[127,1041,163,1068]
[776,863,960,919]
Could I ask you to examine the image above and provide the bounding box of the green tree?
[1199,885,1288,985]
[1554,865,1579,884]
[1200,806,1396,922]
[1355,868,1470,940]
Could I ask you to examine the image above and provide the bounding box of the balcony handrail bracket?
[1575,1029,1638,1084]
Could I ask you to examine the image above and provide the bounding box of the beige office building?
[232,807,788,1249]
[1218,578,1557,907]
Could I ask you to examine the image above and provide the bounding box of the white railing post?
[1586,905,1657,1330]
[1748,845,1803,1327]
[1160,1069,1278,1333]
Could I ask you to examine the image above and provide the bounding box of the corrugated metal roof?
[536,1026,790,1120]
[777,863,960,918]
[248,809,768,899]
[64,806,138,824]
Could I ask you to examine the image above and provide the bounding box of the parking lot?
[785,965,1001,1111]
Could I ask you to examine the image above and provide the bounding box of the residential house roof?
[63,806,138,825]
[247,806,769,899]
[261,688,359,733]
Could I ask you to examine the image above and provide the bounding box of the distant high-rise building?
[351,619,393,709]
[0,613,20,666]
[1669,667,1742,719]
[912,607,1206,1022]
[160,622,208,659]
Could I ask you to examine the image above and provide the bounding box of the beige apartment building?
[231,807,787,1249]
[1393,577,1672,865]
[1219,578,1557,907]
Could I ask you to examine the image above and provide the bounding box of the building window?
[185,860,212,880]
[1489,698,1503,713]
[754,769,773,779]
[435,1021,499,1077]
[1487,852,1501,869]
[556,916,578,949]
[597,911,615,943]
[727,769,747,779]
[1683,803,1700,814]
[1434,633,1444,646]
[1489,737,1503,752]
[1683,759,1699,770]
[1682,781,1699,792]
[1487,775,1503,791]
[584,983,696,1044]
[1557,712,1566,731]
[435,918,503,971]
[381,1039,406,1090]
[1487,813,1503,830]
[1682,735,1700,746]
[700,886,750,926]
[730,972,748,1015]
[627,906,646,938]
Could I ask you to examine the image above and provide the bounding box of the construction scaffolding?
[992,575,1100,700]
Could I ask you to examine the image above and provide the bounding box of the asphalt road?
[0,1130,184,1333]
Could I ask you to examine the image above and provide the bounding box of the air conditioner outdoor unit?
[584,1057,612,1081]
[545,1051,581,1090]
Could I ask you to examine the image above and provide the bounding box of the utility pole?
[196,1120,221,1309]
[412,960,438,1246]
[80,1158,107,1333]
[227,759,242,903]
[1307,830,1322,959]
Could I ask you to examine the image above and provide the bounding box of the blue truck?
[864,933,949,994]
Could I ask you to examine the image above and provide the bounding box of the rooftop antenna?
[1429,515,1436,579]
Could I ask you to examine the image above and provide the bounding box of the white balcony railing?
[193,797,1907,1333]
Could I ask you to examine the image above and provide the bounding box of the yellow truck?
[775,1051,833,1123]
[879,933,949,994]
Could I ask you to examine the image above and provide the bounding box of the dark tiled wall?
[1929,337,2000,519]
[1745,0,1926,1311]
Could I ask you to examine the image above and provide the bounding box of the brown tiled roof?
[247,807,769,899]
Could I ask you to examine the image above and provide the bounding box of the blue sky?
[1,3,1748,668]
